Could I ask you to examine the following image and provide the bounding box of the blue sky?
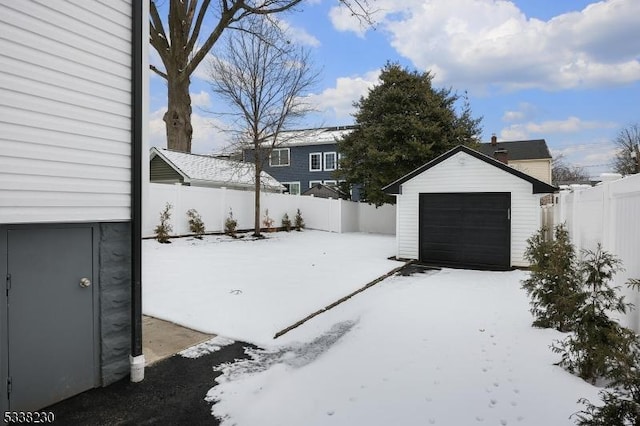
[149,0,640,177]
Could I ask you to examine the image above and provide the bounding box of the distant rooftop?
[477,139,552,161]
[272,125,358,147]
[151,147,284,190]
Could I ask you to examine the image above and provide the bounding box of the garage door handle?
[79,278,91,288]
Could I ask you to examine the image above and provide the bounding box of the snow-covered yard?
[143,231,601,426]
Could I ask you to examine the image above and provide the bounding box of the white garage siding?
[396,151,544,267]
[0,0,133,224]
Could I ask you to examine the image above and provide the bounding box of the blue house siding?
[245,143,341,193]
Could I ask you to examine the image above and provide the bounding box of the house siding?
[0,0,132,224]
[150,156,184,184]
[247,143,340,190]
[397,151,543,267]
[509,159,552,184]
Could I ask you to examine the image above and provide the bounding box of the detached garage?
[383,145,556,270]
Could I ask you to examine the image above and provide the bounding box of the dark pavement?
[45,341,255,426]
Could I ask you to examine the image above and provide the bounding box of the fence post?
[601,181,614,252]
[219,187,227,233]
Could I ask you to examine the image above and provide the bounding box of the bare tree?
[149,0,374,153]
[208,17,318,237]
[612,123,640,175]
[552,155,590,185]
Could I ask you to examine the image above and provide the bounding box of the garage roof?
[383,145,557,195]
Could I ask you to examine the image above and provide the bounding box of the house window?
[324,180,337,187]
[309,180,322,189]
[282,182,301,195]
[324,152,337,171]
[269,148,290,167]
[309,153,322,171]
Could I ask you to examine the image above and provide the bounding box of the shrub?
[186,208,205,239]
[155,203,173,243]
[552,245,633,384]
[294,209,305,231]
[281,213,292,232]
[574,332,640,425]
[224,208,238,237]
[262,209,274,231]
[521,224,584,331]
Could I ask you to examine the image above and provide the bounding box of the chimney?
[494,149,508,164]
[491,134,497,146]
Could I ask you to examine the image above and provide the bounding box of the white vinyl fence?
[144,183,396,238]
[553,174,640,331]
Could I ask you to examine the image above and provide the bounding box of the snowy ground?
[142,230,398,345]
[143,231,601,426]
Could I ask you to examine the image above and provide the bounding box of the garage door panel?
[419,193,510,269]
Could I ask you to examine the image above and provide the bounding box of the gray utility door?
[419,192,511,270]
[7,227,98,411]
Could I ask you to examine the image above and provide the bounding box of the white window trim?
[324,152,337,171]
[269,148,290,167]
[309,180,322,189]
[309,152,322,171]
[324,180,337,186]
[282,181,301,195]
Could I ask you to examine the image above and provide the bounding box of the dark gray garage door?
[419,193,511,270]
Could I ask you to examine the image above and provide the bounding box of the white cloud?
[149,107,231,154]
[191,91,211,108]
[308,70,380,120]
[340,0,640,90]
[277,19,321,47]
[502,102,537,122]
[501,116,617,140]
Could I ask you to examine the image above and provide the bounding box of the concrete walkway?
[143,315,214,366]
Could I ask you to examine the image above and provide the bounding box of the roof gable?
[150,147,284,190]
[476,139,551,160]
[383,145,557,195]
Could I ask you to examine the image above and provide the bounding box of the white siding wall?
[0,0,133,224]
[397,151,544,266]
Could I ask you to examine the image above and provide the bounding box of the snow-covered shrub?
[186,208,205,239]
[262,209,274,231]
[294,209,304,231]
[521,224,583,332]
[155,202,173,243]
[552,245,634,384]
[224,208,238,237]
[281,213,292,232]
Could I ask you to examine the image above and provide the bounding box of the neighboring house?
[243,125,356,196]
[383,145,556,270]
[151,147,285,193]
[0,0,146,412]
[477,135,553,184]
[302,183,350,200]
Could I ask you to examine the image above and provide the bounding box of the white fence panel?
[145,183,396,237]
[553,174,640,330]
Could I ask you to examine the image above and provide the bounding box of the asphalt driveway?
[46,341,254,426]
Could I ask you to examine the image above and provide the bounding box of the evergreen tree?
[552,245,634,383]
[335,62,482,206]
[521,224,584,331]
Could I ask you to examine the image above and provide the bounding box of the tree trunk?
[164,74,193,152]
[253,150,262,237]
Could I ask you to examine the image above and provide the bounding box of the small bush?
[294,209,305,231]
[186,208,205,239]
[521,224,584,332]
[224,208,238,237]
[262,209,274,231]
[155,203,173,243]
[574,332,640,425]
[281,213,292,232]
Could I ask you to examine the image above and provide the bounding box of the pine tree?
[155,203,173,243]
[294,209,305,231]
[335,62,482,206]
[521,224,584,331]
[552,245,633,383]
[281,213,292,232]
[186,208,205,239]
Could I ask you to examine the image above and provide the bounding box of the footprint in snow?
[428,419,436,424]
[513,389,520,394]
[425,397,432,402]
[475,416,484,422]
[493,382,500,387]
[327,411,334,416]
[500,420,508,425]
[511,401,518,406]
[517,416,524,422]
